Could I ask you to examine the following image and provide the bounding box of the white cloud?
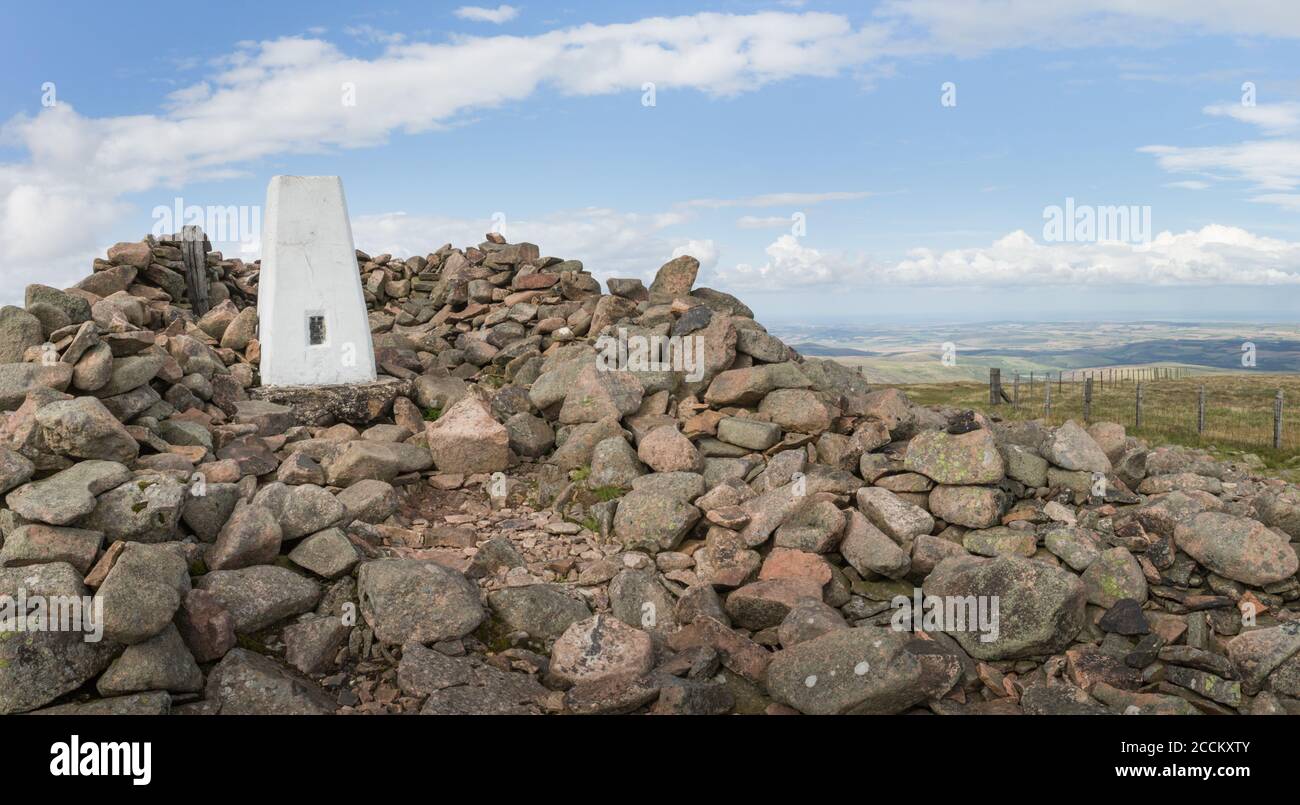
[0,11,893,295]
[1204,101,1300,135]
[713,226,1300,290]
[5,5,1299,299]
[1142,102,1300,208]
[736,215,794,229]
[878,0,1300,57]
[672,239,719,273]
[1142,139,1300,194]
[1250,194,1300,211]
[454,5,520,24]
[717,235,868,288]
[343,25,407,45]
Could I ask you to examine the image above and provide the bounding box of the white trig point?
[257,176,376,386]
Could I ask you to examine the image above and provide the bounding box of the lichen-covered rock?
[0,563,119,714]
[904,428,1005,485]
[357,559,484,644]
[613,488,700,553]
[1174,512,1299,587]
[767,626,961,714]
[1042,420,1112,473]
[549,614,655,686]
[195,566,321,634]
[922,555,1087,660]
[488,584,591,641]
[204,648,335,714]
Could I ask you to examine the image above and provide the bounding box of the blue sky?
[2,1,1300,322]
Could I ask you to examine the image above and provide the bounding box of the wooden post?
[1084,376,1093,423]
[1135,382,1143,429]
[1197,386,1205,435]
[181,225,210,317]
[1057,371,1062,393]
[1275,390,1284,449]
[1044,379,1052,420]
[990,369,1002,406]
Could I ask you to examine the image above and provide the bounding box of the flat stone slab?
[249,377,409,426]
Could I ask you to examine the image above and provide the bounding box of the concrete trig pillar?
[257,176,376,386]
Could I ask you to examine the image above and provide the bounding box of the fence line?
[988,368,1291,453]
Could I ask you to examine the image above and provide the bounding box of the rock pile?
[2,231,1300,715]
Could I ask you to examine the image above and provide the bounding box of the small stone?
[1098,598,1150,635]
[288,528,360,579]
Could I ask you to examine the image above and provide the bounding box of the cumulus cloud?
[454,5,520,24]
[672,239,719,273]
[713,226,1300,290]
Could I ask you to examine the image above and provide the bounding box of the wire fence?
[986,369,1300,454]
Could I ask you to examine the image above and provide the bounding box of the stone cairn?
[1,230,1299,715]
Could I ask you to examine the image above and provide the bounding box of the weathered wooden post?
[1083,376,1093,423]
[1135,382,1143,429]
[1197,386,1205,436]
[989,369,1003,406]
[1275,390,1284,449]
[180,224,210,317]
[1044,379,1052,420]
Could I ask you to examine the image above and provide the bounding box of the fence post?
[1275,390,1284,449]
[1044,379,1052,420]
[1084,376,1093,423]
[180,224,210,317]
[1197,385,1205,436]
[1135,382,1143,429]
[990,369,1002,406]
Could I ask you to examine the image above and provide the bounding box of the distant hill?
[793,335,1300,375]
[961,338,1300,373]
[792,342,878,357]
